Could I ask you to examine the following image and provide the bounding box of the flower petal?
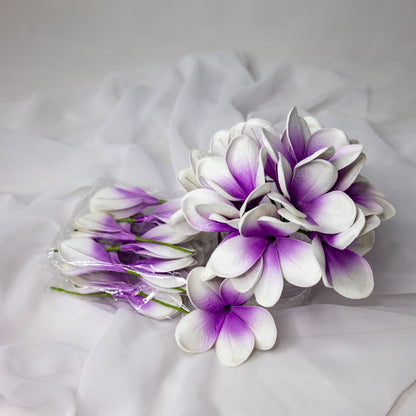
[197,155,246,200]
[209,129,230,156]
[347,230,375,256]
[230,257,263,293]
[311,236,331,287]
[333,153,366,192]
[372,195,396,221]
[299,191,356,234]
[215,311,255,366]
[277,238,321,287]
[291,159,338,203]
[258,216,300,238]
[254,242,284,307]
[175,309,226,353]
[277,153,292,199]
[329,144,363,170]
[127,290,183,320]
[74,212,121,233]
[182,189,239,232]
[324,245,374,299]
[360,215,381,236]
[59,237,113,265]
[220,278,253,306]
[187,268,225,312]
[206,235,268,278]
[141,223,191,245]
[151,198,182,222]
[294,146,335,169]
[90,186,158,218]
[177,168,200,192]
[239,203,279,237]
[305,128,349,156]
[232,306,277,350]
[239,183,271,216]
[268,192,306,218]
[226,135,264,194]
[287,107,307,162]
[321,208,365,250]
[168,210,200,236]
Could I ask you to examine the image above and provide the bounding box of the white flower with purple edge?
[203,203,321,307]
[89,185,160,219]
[175,267,277,366]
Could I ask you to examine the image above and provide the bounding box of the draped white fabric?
[1,51,415,415]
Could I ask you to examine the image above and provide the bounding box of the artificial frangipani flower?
[51,186,198,319]
[51,107,395,366]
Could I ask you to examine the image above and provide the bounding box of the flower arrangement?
[50,107,395,366]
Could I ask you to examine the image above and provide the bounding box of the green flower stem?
[50,286,113,297]
[116,218,136,223]
[135,291,189,314]
[105,237,193,254]
[50,286,189,314]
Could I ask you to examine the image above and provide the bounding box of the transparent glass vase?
[274,282,311,310]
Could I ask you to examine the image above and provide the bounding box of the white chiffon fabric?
[1,51,416,415]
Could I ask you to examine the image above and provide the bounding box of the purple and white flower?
[204,203,321,307]
[89,186,160,219]
[57,237,190,289]
[175,267,277,366]
[69,272,184,320]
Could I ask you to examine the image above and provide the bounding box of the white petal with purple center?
[268,192,307,218]
[230,257,263,293]
[239,203,278,237]
[295,146,335,169]
[305,128,349,156]
[182,189,239,232]
[74,212,121,233]
[239,183,271,215]
[215,311,255,366]
[291,159,338,203]
[226,135,263,194]
[329,144,363,170]
[206,235,269,278]
[232,305,277,350]
[197,156,246,200]
[299,191,356,234]
[254,242,284,307]
[187,268,225,312]
[141,223,191,245]
[220,279,253,306]
[321,208,365,250]
[258,216,300,238]
[277,238,321,287]
[176,309,226,353]
[324,245,374,299]
[59,237,113,265]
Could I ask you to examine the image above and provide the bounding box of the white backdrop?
[1,1,416,415]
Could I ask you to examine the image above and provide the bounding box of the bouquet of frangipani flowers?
[50,107,395,366]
